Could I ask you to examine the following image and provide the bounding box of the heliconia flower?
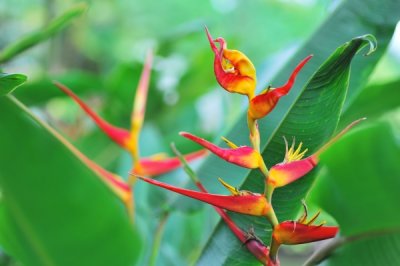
[267,118,365,194]
[269,203,338,262]
[247,55,312,121]
[54,52,206,177]
[136,175,272,217]
[206,27,256,99]
[180,132,269,177]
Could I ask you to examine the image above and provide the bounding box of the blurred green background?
[1,0,400,265]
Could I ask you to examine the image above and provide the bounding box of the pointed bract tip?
[205,26,218,53]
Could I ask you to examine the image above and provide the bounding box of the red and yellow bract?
[180,132,269,176]
[206,27,257,99]
[137,175,271,217]
[248,55,312,120]
[269,204,338,263]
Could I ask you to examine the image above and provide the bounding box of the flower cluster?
[53,51,206,217]
[135,28,364,265]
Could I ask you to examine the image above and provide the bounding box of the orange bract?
[206,27,256,98]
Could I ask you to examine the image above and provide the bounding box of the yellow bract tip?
[218,177,240,196]
[221,136,239,149]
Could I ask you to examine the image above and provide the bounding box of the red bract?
[136,175,271,217]
[206,27,257,99]
[193,181,273,265]
[248,55,312,120]
[273,221,338,245]
[180,132,268,176]
[269,205,338,263]
[54,52,206,177]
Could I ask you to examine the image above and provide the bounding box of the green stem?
[247,115,260,152]
[259,160,269,179]
[266,205,279,228]
[260,161,275,203]
[265,182,275,204]
[170,143,199,183]
[268,237,280,263]
[149,212,169,266]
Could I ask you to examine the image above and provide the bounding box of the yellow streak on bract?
[221,136,239,149]
[218,177,240,196]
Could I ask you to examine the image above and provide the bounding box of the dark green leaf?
[0,4,87,63]
[0,73,27,96]
[0,96,140,266]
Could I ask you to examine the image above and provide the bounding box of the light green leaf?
[0,73,27,96]
[0,96,141,266]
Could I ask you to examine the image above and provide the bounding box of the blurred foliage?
[308,116,400,265]
[0,0,400,265]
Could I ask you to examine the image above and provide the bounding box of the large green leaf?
[0,73,27,96]
[0,4,87,63]
[340,79,400,127]
[308,118,400,265]
[196,0,399,264]
[0,96,140,266]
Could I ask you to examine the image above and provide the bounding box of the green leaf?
[0,3,87,63]
[196,0,400,263]
[0,96,140,266]
[0,73,27,96]
[340,79,400,127]
[308,119,400,265]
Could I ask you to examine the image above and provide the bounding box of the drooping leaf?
[0,96,141,266]
[0,3,87,63]
[0,73,27,96]
[196,0,400,261]
[307,118,400,265]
